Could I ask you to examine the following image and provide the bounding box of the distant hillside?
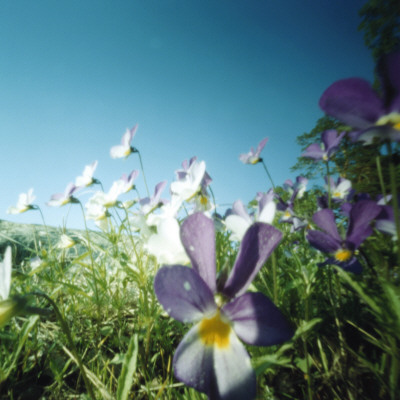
[0,219,110,264]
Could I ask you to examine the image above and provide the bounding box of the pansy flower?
[170,158,207,202]
[47,183,79,207]
[225,191,276,241]
[75,161,99,189]
[154,213,293,400]
[7,188,36,214]
[239,137,268,164]
[307,200,380,273]
[301,130,345,161]
[110,125,138,159]
[326,176,353,202]
[319,51,400,144]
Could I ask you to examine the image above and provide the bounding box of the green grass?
[1,199,399,400]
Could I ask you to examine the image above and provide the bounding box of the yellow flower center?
[198,311,231,348]
[333,191,342,198]
[335,248,353,262]
[376,112,400,130]
[199,195,208,206]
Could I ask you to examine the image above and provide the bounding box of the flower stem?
[137,150,150,197]
[261,159,275,190]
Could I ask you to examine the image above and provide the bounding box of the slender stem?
[271,252,278,304]
[260,159,275,190]
[375,155,387,201]
[325,161,332,210]
[136,150,150,197]
[35,205,52,248]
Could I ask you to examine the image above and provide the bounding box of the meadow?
[1,52,400,400]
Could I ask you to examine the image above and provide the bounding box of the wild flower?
[110,125,138,159]
[47,183,79,207]
[319,51,400,144]
[307,200,381,273]
[57,234,76,249]
[225,191,276,241]
[139,181,167,214]
[239,137,268,164]
[154,213,293,400]
[146,217,190,265]
[7,188,36,214]
[75,161,99,188]
[326,176,353,201]
[301,130,346,161]
[119,170,139,193]
[282,176,308,199]
[170,158,207,203]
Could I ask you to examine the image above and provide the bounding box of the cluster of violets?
[2,51,400,399]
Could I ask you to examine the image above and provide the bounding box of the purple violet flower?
[301,130,345,161]
[319,51,400,144]
[307,200,380,273]
[154,213,293,400]
[239,137,268,164]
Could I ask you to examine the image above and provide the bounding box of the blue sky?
[1,0,374,229]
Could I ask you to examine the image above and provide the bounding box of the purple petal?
[173,323,256,400]
[319,78,385,129]
[153,180,167,203]
[180,213,217,292]
[319,257,363,274]
[255,137,268,155]
[307,230,340,254]
[312,209,342,242]
[231,200,252,223]
[154,265,216,323]
[346,200,380,249]
[222,292,293,346]
[323,129,346,157]
[301,143,324,160]
[222,223,282,298]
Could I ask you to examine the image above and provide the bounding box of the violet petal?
[346,200,380,249]
[222,223,282,298]
[180,213,217,292]
[222,292,293,346]
[154,265,216,323]
[312,209,342,242]
[307,230,340,254]
[319,78,384,129]
[173,324,256,400]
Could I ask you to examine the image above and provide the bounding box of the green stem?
[271,252,278,304]
[375,155,387,202]
[136,150,150,197]
[260,159,275,190]
[325,161,332,210]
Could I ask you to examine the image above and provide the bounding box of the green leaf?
[116,333,139,400]
[294,318,322,339]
